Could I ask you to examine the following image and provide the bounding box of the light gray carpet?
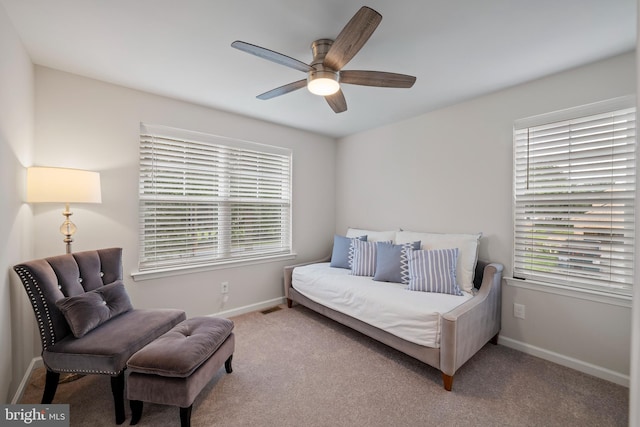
[20,304,628,426]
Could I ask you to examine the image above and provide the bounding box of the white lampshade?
[27,167,102,204]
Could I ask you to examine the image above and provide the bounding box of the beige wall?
[32,66,336,319]
[336,52,636,385]
[0,4,35,402]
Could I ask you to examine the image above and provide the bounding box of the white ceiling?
[1,0,636,138]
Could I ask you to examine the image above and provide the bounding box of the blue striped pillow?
[351,239,392,277]
[406,248,463,295]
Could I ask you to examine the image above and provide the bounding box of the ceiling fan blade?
[340,70,416,88]
[257,79,307,100]
[231,40,313,73]
[325,89,347,113]
[323,6,382,71]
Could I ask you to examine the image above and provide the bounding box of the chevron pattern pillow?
[373,241,421,284]
[406,248,464,295]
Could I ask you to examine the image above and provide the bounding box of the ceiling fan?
[231,6,416,113]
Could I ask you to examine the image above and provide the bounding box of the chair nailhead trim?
[56,368,121,375]
[15,267,56,349]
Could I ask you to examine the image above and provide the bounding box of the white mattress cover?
[292,263,473,348]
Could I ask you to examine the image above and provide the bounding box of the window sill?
[504,277,632,308]
[131,252,297,282]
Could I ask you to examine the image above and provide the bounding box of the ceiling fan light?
[307,71,340,96]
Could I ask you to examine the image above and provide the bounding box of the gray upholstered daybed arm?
[439,261,503,388]
[283,255,331,301]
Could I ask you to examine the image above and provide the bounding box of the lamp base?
[60,203,77,254]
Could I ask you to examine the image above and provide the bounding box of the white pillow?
[346,228,397,243]
[396,230,481,293]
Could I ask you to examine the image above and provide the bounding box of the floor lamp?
[26,166,102,254]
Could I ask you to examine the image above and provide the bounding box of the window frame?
[133,123,295,280]
[512,96,636,297]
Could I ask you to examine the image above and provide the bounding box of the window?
[513,96,636,296]
[137,123,292,273]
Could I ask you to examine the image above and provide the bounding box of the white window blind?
[138,123,292,272]
[513,97,636,296]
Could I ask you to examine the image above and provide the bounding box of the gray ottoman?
[126,316,235,427]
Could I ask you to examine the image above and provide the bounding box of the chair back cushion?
[13,248,123,349]
[56,280,133,338]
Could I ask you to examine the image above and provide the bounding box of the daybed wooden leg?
[442,373,454,391]
[225,355,233,373]
[111,371,126,425]
[180,405,193,427]
[42,370,60,404]
[287,298,293,308]
[490,333,499,345]
[130,400,143,425]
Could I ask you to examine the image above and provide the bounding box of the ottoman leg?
[180,405,193,427]
[225,355,233,373]
[130,400,143,425]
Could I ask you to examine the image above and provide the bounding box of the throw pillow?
[373,241,421,284]
[56,280,133,338]
[406,248,464,296]
[351,239,392,277]
[330,234,367,269]
[396,231,481,292]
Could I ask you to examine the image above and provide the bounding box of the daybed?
[284,229,503,391]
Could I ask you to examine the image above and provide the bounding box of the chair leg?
[42,370,60,404]
[130,400,143,425]
[180,405,193,427]
[110,371,126,425]
[225,355,233,374]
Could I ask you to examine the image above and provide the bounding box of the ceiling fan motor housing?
[310,39,333,63]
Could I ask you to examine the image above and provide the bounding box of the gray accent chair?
[13,248,186,424]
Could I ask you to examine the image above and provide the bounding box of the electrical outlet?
[513,303,525,319]
[221,281,229,294]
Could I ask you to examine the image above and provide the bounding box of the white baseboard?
[11,357,43,404]
[498,336,629,387]
[213,297,285,318]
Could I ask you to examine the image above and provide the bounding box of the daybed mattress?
[292,263,473,348]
